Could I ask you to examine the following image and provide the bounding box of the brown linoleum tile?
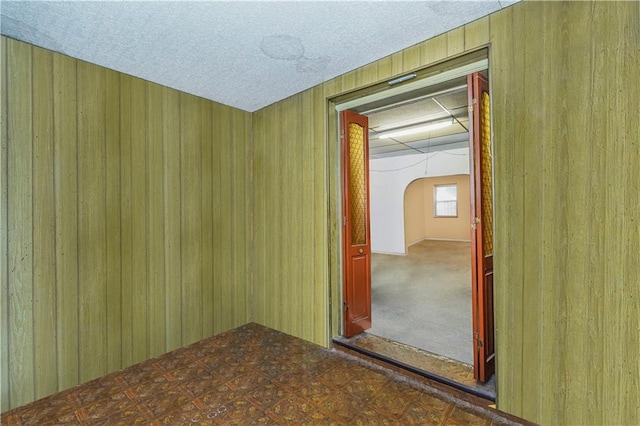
[2,323,530,425]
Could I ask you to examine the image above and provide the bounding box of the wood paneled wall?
[1,37,251,410]
[2,1,639,423]
[252,88,329,346]
[253,2,639,424]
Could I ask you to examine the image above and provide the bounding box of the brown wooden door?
[468,72,495,382]
[341,110,372,337]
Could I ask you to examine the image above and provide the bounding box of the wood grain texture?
[130,76,148,364]
[253,2,639,425]
[0,36,9,411]
[77,60,108,383]
[6,38,35,408]
[147,82,166,357]
[162,86,182,351]
[2,37,251,410]
[119,73,134,368]
[104,68,122,373]
[52,51,79,393]
[180,92,203,346]
[32,46,57,399]
[3,2,639,423]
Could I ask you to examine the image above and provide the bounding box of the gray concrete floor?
[369,239,474,365]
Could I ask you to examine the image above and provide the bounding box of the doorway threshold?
[333,332,496,401]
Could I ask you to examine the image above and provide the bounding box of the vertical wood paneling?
[119,74,134,367]
[253,2,640,425]
[147,82,166,357]
[7,39,34,407]
[180,93,203,345]
[464,17,489,50]
[516,3,543,421]
[104,68,121,372]
[32,46,57,399]
[211,102,223,333]
[447,26,465,56]
[251,108,266,326]
[4,2,639,423]
[52,52,79,392]
[538,4,566,420]
[0,36,10,410]
[200,99,214,336]
[300,89,314,340]
[217,104,232,332]
[3,37,251,410]
[163,86,182,350]
[130,77,148,363]
[235,108,251,325]
[77,60,107,383]
[312,84,328,345]
[489,4,523,417]
[402,44,421,72]
[420,33,447,66]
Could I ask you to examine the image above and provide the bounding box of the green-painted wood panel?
[234,107,252,326]
[119,73,134,368]
[253,2,640,425]
[180,93,203,346]
[4,2,640,423]
[52,51,79,393]
[2,37,251,411]
[0,36,10,410]
[7,38,35,408]
[517,3,544,422]
[447,26,465,56]
[162,86,182,351]
[464,17,489,50]
[77,60,108,383]
[104,68,122,373]
[402,44,421,72]
[32,46,57,399]
[217,104,233,332]
[211,102,223,333]
[147,82,166,357]
[130,77,148,363]
[201,98,214,336]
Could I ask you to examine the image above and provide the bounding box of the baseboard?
[371,250,407,256]
[409,237,471,245]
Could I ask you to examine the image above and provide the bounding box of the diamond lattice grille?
[349,123,366,246]
[481,91,493,255]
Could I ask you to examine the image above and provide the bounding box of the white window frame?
[434,184,458,217]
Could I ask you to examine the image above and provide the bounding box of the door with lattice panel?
[468,71,495,382]
[340,110,372,337]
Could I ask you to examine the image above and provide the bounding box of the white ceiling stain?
[0,1,520,112]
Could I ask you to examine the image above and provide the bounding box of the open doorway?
[369,174,473,365]
[335,59,495,395]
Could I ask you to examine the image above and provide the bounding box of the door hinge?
[474,332,483,348]
[343,301,349,311]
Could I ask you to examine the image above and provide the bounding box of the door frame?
[328,53,495,374]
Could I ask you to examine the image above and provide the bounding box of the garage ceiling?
[1,0,518,112]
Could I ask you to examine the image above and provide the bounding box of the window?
[434,184,457,217]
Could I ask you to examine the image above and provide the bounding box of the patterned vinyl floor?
[2,323,531,425]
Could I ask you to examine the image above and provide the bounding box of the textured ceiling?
[1,0,518,112]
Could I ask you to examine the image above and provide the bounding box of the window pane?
[434,184,457,217]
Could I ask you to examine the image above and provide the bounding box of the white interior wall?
[370,148,470,255]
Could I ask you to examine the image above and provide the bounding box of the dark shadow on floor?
[334,332,496,401]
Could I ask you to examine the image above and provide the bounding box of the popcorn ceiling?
[0,1,518,112]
